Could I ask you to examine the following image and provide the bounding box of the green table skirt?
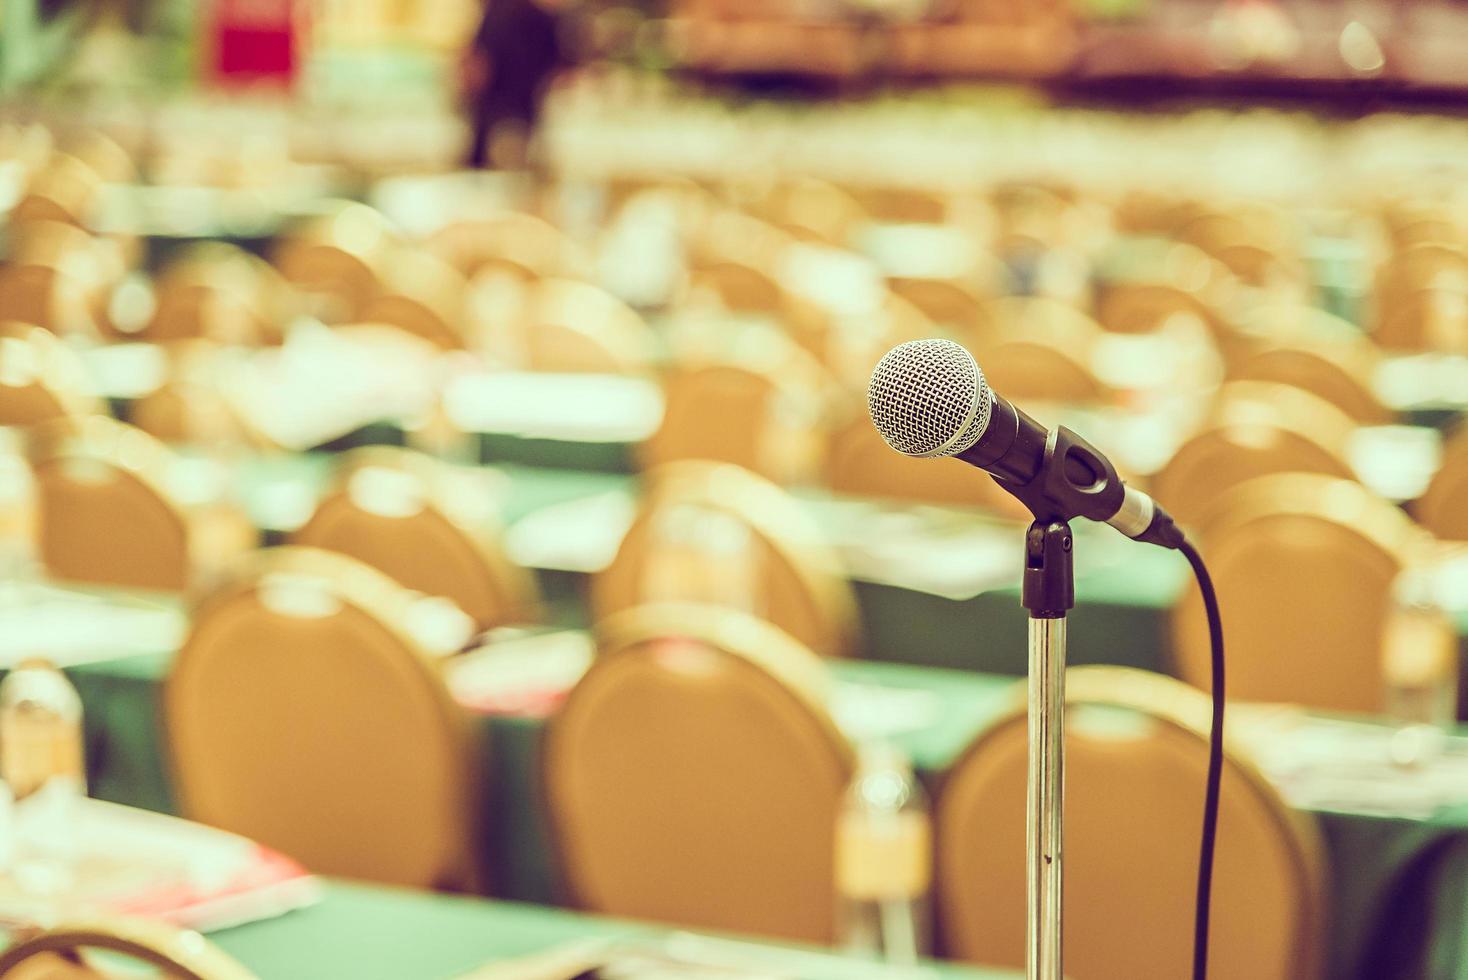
[52,652,1468,980]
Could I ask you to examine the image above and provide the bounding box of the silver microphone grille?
[867,339,992,458]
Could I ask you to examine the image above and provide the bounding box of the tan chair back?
[521,279,655,374]
[937,666,1326,980]
[272,204,394,321]
[689,260,785,314]
[886,277,993,337]
[1098,281,1216,337]
[1418,428,1468,540]
[140,244,289,346]
[544,603,853,943]
[1173,473,1435,712]
[1152,382,1357,525]
[593,461,857,657]
[825,409,1029,519]
[28,417,252,592]
[292,447,539,629]
[0,918,255,980]
[0,323,101,428]
[167,547,479,889]
[642,350,828,484]
[979,298,1107,404]
[10,154,101,227]
[358,248,467,350]
[1229,345,1388,424]
[427,213,581,279]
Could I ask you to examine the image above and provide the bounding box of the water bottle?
[835,742,932,963]
[0,659,86,897]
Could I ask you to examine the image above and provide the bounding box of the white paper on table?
[0,798,319,933]
[447,629,596,713]
[1231,706,1468,820]
[1348,425,1443,503]
[0,583,185,669]
[810,500,1020,600]
[444,372,663,443]
[503,491,637,573]
[831,682,944,742]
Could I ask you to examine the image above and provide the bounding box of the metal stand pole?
[1021,521,1074,980]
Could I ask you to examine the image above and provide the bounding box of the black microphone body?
[868,339,1184,550]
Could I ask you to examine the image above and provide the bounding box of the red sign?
[209,0,304,88]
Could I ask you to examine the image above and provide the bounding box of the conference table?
[0,880,1015,980]
[13,617,1467,980]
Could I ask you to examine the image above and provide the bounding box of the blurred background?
[2,1,1468,978]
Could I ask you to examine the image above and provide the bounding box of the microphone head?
[867,339,992,458]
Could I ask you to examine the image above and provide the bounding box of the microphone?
[867,338,1183,550]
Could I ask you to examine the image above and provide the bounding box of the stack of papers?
[0,799,318,932]
[1234,707,1468,820]
[0,582,185,669]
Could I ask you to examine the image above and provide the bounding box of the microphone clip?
[994,425,1126,528]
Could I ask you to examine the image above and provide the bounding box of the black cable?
[1179,537,1225,980]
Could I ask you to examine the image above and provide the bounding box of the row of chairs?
[161,542,1322,979]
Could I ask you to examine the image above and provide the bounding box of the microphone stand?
[996,425,1117,980]
[1021,520,1072,980]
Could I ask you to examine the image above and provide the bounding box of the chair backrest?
[544,602,853,943]
[427,213,582,280]
[1152,382,1357,525]
[1418,426,1468,540]
[28,417,194,591]
[593,460,857,657]
[1097,281,1217,337]
[977,298,1107,404]
[689,260,786,314]
[166,546,479,889]
[140,244,288,346]
[358,248,467,350]
[0,917,255,980]
[1229,345,1388,424]
[292,447,539,630]
[272,204,394,321]
[641,345,829,484]
[1172,473,1433,713]
[824,408,1030,519]
[0,322,101,428]
[520,279,656,374]
[937,666,1326,980]
[886,277,993,337]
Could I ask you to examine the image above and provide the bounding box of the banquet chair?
[849,186,950,225]
[518,279,656,374]
[886,277,994,338]
[593,460,857,658]
[1229,344,1388,424]
[977,298,1107,404]
[292,446,539,630]
[1097,281,1218,338]
[544,602,853,943]
[0,918,254,979]
[0,322,102,428]
[167,546,481,890]
[140,244,288,346]
[1417,426,1468,540]
[427,212,583,280]
[1151,382,1357,525]
[937,665,1325,980]
[825,408,1030,519]
[0,222,112,337]
[10,153,102,227]
[272,203,395,322]
[359,247,468,350]
[28,417,254,592]
[1172,473,1442,713]
[689,260,786,314]
[641,343,830,484]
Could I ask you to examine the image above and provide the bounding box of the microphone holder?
[993,425,1120,980]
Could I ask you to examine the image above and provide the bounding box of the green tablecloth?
[43,651,1468,980]
[0,880,1012,980]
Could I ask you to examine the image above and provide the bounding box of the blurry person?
[461,0,571,170]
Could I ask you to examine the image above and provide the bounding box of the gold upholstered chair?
[593,461,857,658]
[1172,473,1444,713]
[358,247,468,350]
[27,417,254,592]
[641,344,831,485]
[1418,426,1468,541]
[976,298,1108,404]
[517,278,656,375]
[0,918,254,980]
[271,204,395,322]
[292,447,539,630]
[937,666,1326,980]
[139,244,291,346]
[1151,382,1357,526]
[166,547,481,890]
[543,602,853,943]
[0,322,102,428]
